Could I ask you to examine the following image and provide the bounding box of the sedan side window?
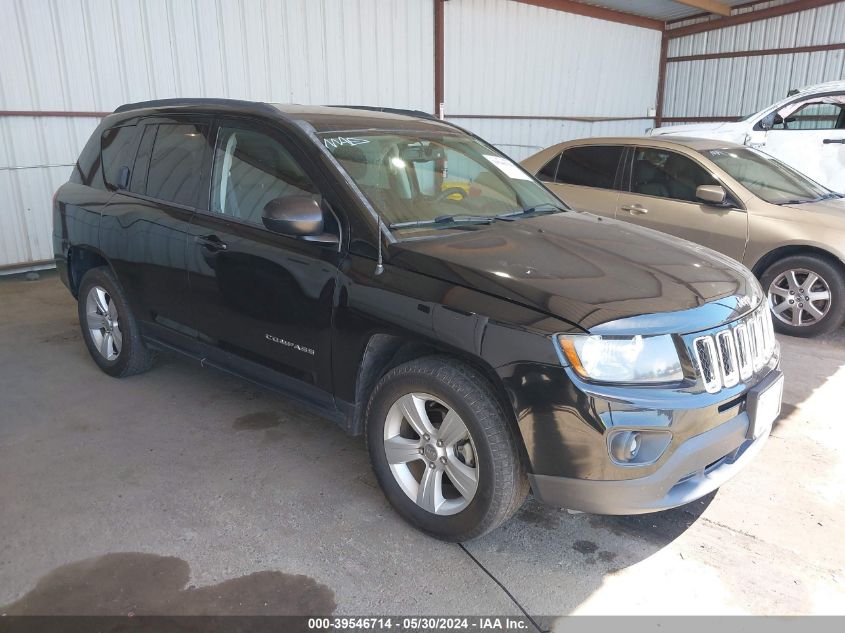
[537,154,561,182]
[555,146,624,189]
[210,126,320,227]
[632,148,718,203]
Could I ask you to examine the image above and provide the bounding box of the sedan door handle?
[195,234,228,251]
[621,204,648,215]
[823,138,845,144]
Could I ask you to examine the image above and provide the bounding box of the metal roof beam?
[673,0,732,16]
[512,1,664,31]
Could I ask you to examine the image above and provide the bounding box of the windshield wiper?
[777,199,815,205]
[496,203,568,220]
[388,214,495,229]
[387,204,566,230]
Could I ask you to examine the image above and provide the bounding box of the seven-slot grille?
[693,305,776,393]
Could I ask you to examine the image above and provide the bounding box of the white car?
[651,81,845,194]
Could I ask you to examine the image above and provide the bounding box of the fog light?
[610,431,641,463]
[606,429,672,466]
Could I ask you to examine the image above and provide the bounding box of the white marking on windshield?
[323,136,370,150]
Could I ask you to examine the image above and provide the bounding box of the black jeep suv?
[53,99,783,541]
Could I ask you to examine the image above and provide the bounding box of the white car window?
[774,95,845,130]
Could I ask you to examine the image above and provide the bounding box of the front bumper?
[529,369,782,514]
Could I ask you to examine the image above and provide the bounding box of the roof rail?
[325,105,439,121]
[113,98,276,114]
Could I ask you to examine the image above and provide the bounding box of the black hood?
[389,211,760,331]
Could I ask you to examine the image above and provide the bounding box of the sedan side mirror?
[696,185,727,205]
[262,196,324,236]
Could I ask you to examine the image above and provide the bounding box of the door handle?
[621,204,648,215]
[195,234,228,251]
[822,138,845,144]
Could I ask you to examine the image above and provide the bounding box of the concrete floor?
[1,272,844,624]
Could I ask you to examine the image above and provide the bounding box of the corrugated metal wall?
[663,1,845,122]
[443,0,662,161]
[0,0,434,270]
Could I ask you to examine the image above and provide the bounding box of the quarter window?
[631,148,718,203]
[555,146,624,189]
[537,154,561,182]
[210,126,318,226]
[101,125,139,191]
[71,128,105,189]
[144,123,208,206]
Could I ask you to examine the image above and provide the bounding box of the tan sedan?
[521,137,845,337]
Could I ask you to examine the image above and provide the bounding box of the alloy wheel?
[85,285,122,361]
[383,392,479,516]
[768,268,831,328]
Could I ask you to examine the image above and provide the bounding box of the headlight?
[557,334,683,384]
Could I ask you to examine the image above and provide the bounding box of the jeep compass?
[53,99,783,541]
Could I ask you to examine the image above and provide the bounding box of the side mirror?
[696,184,727,205]
[262,196,324,236]
[760,113,777,130]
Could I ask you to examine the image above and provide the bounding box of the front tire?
[761,255,845,337]
[365,357,527,541]
[77,267,156,377]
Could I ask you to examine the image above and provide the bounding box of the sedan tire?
[761,255,845,337]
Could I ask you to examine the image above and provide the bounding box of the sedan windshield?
[320,132,566,232]
[702,147,835,205]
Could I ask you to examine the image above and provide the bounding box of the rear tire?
[77,267,156,377]
[760,255,845,338]
[365,356,528,541]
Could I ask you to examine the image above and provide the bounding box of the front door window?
[631,148,719,203]
[210,126,320,226]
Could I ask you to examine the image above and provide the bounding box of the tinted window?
[210,126,318,225]
[537,154,561,182]
[632,148,718,203]
[70,127,105,189]
[145,123,208,206]
[101,125,139,191]
[129,125,156,195]
[556,146,623,189]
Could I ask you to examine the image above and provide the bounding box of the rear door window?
[144,123,209,207]
[555,146,624,189]
[129,125,156,195]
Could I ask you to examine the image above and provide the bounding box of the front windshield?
[702,147,833,205]
[320,131,566,232]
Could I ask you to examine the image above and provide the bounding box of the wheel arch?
[750,244,845,279]
[67,246,115,298]
[349,332,529,468]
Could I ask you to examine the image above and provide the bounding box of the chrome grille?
[693,306,776,393]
